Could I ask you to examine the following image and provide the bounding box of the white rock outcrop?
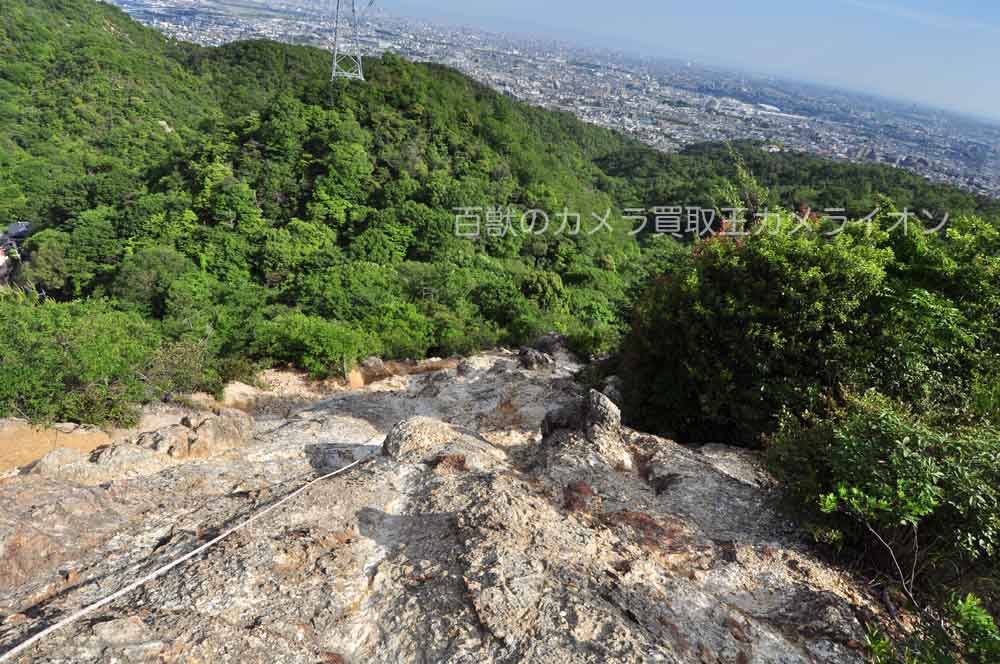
[0,349,886,663]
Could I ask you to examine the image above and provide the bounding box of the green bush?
[251,312,371,378]
[621,210,998,444]
[865,594,1000,664]
[971,368,1000,426]
[0,295,162,425]
[770,393,1000,661]
[425,304,502,357]
[768,393,1000,610]
[365,302,433,360]
[621,214,892,443]
[112,246,195,318]
[950,593,1000,663]
[144,338,222,396]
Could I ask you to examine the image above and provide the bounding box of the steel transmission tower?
[331,0,365,81]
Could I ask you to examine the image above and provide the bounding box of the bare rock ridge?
[0,346,885,663]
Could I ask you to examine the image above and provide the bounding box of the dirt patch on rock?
[0,422,110,473]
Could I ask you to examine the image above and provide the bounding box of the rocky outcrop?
[381,417,507,472]
[0,403,246,475]
[28,409,253,487]
[0,476,133,606]
[601,374,625,407]
[0,350,886,663]
[531,332,569,356]
[519,346,556,370]
[28,444,163,486]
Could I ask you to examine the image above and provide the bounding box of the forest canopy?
[2,0,997,428]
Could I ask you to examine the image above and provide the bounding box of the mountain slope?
[0,0,650,425]
[2,0,997,429]
[0,0,215,222]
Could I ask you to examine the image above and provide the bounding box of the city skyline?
[382,0,1000,123]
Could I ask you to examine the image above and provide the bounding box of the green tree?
[112,246,194,318]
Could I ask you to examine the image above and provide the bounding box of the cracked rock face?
[0,349,884,663]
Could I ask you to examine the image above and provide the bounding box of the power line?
[331,0,367,81]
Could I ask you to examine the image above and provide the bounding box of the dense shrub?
[621,214,892,443]
[866,593,1000,664]
[769,393,1000,655]
[251,312,371,378]
[366,302,433,360]
[621,210,998,444]
[770,393,1000,588]
[0,294,162,425]
[112,246,195,318]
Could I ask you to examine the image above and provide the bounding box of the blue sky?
[382,0,999,121]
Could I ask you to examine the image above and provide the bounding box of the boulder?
[92,443,171,477]
[487,358,519,374]
[32,443,172,485]
[539,390,631,472]
[134,409,251,460]
[541,389,621,441]
[530,332,569,355]
[382,417,506,472]
[541,402,582,437]
[186,408,253,458]
[584,388,621,441]
[135,423,192,457]
[31,409,254,485]
[360,357,391,383]
[29,448,90,477]
[518,347,555,370]
[601,374,624,407]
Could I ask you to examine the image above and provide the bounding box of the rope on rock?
[0,450,379,662]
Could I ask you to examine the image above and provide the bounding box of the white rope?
[0,452,377,662]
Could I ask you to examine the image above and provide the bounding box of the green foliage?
[0,295,162,425]
[769,394,1000,658]
[971,369,1000,425]
[112,246,195,317]
[622,206,1000,443]
[251,312,370,378]
[772,394,1000,570]
[18,230,74,296]
[622,214,893,442]
[864,594,1000,664]
[366,302,433,360]
[950,594,1000,663]
[863,628,910,664]
[144,338,221,397]
[3,0,653,392]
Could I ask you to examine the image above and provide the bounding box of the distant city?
[110,0,1000,199]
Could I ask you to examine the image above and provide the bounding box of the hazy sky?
[381,0,999,121]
